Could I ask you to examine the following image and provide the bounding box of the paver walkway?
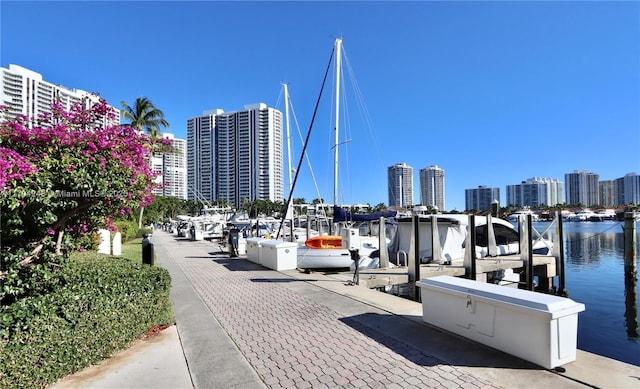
[156,231,499,389]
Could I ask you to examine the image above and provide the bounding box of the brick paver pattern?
[171,238,499,389]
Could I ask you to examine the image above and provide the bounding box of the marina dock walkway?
[52,230,640,389]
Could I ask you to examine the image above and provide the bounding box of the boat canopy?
[387,214,523,264]
[333,205,397,223]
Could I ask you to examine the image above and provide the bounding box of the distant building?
[187,110,220,202]
[187,104,284,208]
[599,180,616,207]
[419,165,445,211]
[622,172,640,205]
[388,163,414,207]
[0,64,119,127]
[506,177,563,207]
[565,170,599,206]
[465,185,500,211]
[155,134,187,199]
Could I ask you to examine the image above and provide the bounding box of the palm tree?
[120,97,169,137]
[120,97,170,228]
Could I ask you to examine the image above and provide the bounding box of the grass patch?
[119,237,143,263]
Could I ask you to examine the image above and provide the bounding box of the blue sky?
[2,1,639,211]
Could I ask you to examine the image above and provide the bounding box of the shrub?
[114,219,139,242]
[0,252,173,388]
[136,227,153,238]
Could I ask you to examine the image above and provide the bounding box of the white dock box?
[246,237,268,264]
[416,275,585,369]
[260,240,298,271]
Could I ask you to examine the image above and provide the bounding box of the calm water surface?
[535,221,639,366]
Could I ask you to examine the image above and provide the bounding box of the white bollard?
[97,229,110,254]
[112,232,122,256]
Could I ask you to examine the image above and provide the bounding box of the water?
[534,221,639,366]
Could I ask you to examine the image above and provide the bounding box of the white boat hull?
[296,236,382,269]
[297,246,353,269]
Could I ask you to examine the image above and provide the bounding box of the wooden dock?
[334,254,558,292]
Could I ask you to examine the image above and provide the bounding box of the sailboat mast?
[283,82,293,193]
[333,38,342,207]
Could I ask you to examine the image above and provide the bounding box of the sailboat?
[293,38,396,270]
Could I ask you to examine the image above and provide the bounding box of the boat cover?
[333,205,397,223]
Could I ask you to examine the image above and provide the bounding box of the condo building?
[387,163,414,208]
[187,110,220,202]
[151,134,187,199]
[506,177,563,207]
[419,165,445,211]
[599,180,616,208]
[0,64,119,126]
[465,185,500,212]
[187,104,284,208]
[620,173,640,206]
[565,170,599,206]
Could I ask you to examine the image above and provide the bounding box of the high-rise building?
[187,110,220,202]
[465,185,500,211]
[622,172,640,205]
[506,177,563,207]
[565,170,599,206]
[419,165,445,211]
[0,64,119,126]
[187,104,284,208]
[155,134,187,199]
[613,177,626,206]
[599,180,616,207]
[387,163,414,208]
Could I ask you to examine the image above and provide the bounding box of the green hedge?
[113,220,139,242]
[0,252,174,388]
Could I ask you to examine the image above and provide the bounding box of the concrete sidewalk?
[51,230,640,388]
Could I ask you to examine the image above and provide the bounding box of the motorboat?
[387,214,553,266]
[296,233,384,270]
[567,209,596,222]
[507,208,540,223]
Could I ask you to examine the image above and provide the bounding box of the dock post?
[468,215,477,280]
[410,215,421,301]
[379,217,389,268]
[555,211,567,296]
[624,212,637,280]
[491,199,499,218]
[519,215,534,291]
[526,214,534,291]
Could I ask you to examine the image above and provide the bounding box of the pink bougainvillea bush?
[0,99,171,302]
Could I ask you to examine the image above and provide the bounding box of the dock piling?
[624,212,637,280]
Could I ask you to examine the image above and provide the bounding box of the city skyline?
[2,2,638,210]
[1,63,637,210]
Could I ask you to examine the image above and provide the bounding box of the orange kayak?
[305,235,343,249]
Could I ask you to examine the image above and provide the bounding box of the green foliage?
[136,228,153,238]
[0,252,173,388]
[113,219,139,242]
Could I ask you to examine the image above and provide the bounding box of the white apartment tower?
[0,64,119,126]
[388,163,414,208]
[151,134,187,199]
[419,165,445,211]
[162,134,187,199]
[187,110,220,202]
[506,177,563,207]
[565,170,599,206]
[187,104,284,208]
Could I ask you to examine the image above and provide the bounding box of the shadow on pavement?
[339,312,540,370]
